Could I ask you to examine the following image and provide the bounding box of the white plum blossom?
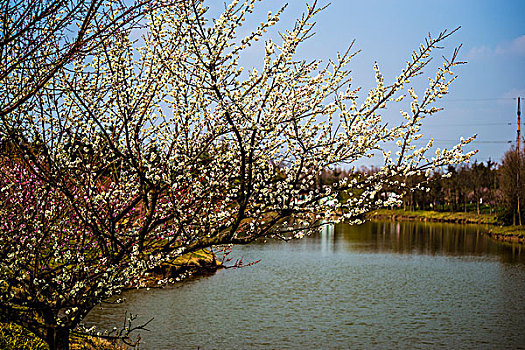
[0,0,474,348]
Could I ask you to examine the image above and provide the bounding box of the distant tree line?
[317,147,525,225]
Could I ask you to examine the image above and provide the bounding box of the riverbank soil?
[128,249,222,288]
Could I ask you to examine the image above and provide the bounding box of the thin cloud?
[467,35,525,59]
[502,88,525,100]
[495,35,525,55]
[466,45,492,59]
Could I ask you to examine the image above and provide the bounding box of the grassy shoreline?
[366,208,499,224]
[484,226,525,243]
[366,209,525,243]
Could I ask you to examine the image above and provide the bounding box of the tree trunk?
[46,327,70,350]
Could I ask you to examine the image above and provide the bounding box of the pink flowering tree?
[0,157,108,348]
[1,0,475,349]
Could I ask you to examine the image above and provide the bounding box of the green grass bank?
[366,208,499,224]
[485,225,525,244]
[366,209,525,243]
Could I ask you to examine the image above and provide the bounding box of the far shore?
[366,209,525,244]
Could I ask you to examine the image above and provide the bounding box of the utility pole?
[518,97,521,152]
[517,97,522,226]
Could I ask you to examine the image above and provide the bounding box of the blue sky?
[209,0,525,166]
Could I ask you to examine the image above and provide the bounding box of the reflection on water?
[313,221,524,263]
[85,221,525,349]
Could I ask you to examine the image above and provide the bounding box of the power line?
[386,139,512,144]
[410,139,510,143]
[458,141,511,144]
[444,97,523,102]
[425,122,523,127]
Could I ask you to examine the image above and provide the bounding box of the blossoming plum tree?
[0,0,157,121]
[0,0,475,349]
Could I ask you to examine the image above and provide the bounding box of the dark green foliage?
[323,148,523,224]
[498,148,525,225]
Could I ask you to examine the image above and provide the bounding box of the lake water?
[85,221,525,349]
